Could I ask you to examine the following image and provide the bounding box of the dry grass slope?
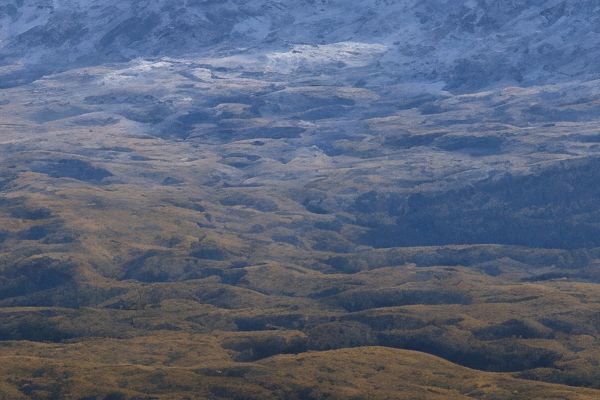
[1,338,599,400]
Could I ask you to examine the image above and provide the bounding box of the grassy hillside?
[1,339,599,400]
[2,21,600,398]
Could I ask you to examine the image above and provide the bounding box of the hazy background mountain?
[2,0,600,89]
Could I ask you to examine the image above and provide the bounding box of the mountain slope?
[2,0,600,89]
[2,1,600,399]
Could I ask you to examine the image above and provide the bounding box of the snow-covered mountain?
[1,0,600,89]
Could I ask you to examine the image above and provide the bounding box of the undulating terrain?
[2,1,600,399]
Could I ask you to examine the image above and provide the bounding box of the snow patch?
[264,42,388,73]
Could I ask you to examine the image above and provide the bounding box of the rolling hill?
[2,1,600,399]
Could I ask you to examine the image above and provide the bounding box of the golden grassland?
[1,336,600,400]
[3,72,600,399]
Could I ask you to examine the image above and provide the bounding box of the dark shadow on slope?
[32,159,112,183]
[358,157,600,249]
